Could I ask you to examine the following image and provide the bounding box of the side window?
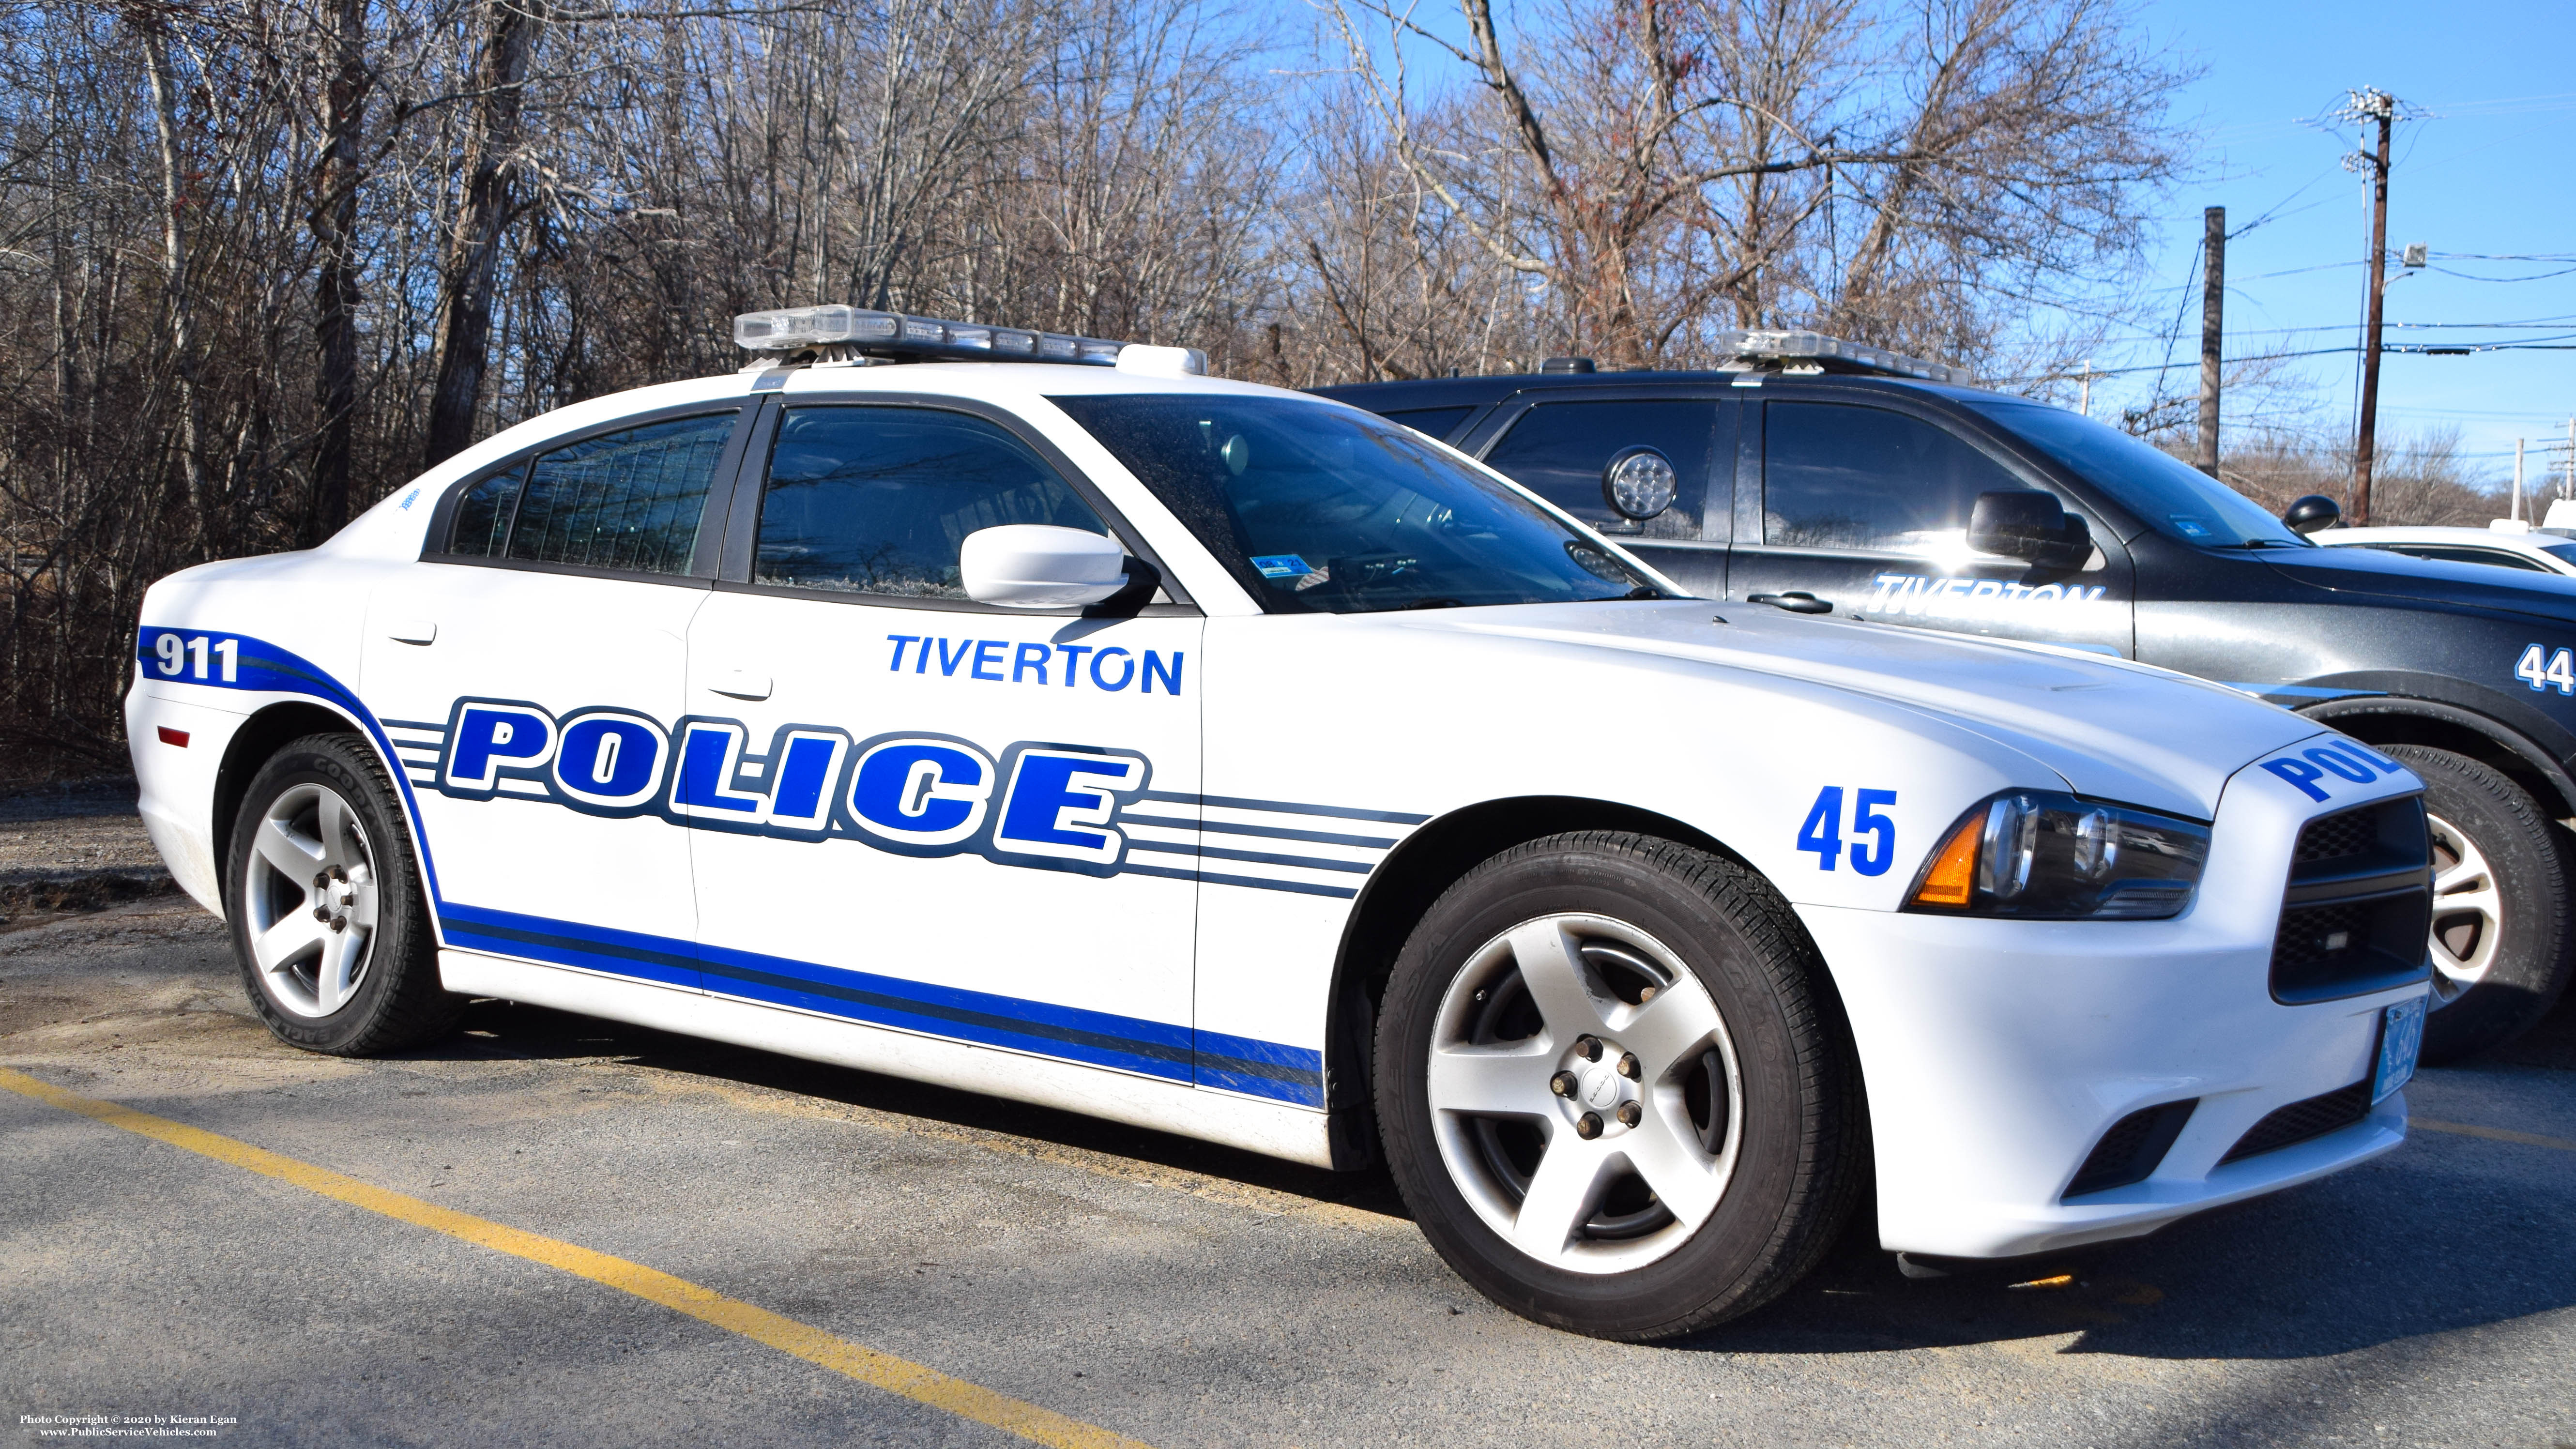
[754,407,1110,599]
[446,464,524,558]
[507,414,737,572]
[1763,402,2038,554]
[444,412,736,574]
[1480,399,1717,536]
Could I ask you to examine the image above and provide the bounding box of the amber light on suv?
[1906,790,2211,919]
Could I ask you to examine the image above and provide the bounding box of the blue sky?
[2098,0,2576,485]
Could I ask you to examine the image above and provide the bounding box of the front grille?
[2220,1079,2372,1163]
[2271,796,2432,1004]
[2065,1099,2197,1198]
[2294,808,2378,864]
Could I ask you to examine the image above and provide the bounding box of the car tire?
[2380,745,2574,1065]
[225,732,463,1055]
[1373,831,1864,1341]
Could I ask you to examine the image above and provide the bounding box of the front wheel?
[226,733,463,1054]
[1373,832,1863,1341]
[2380,745,2574,1064]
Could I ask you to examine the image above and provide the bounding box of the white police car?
[126,307,2434,1340]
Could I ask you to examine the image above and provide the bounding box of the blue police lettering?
[553,712,666,808]
[850,739,994,846]
[996,750,1147,864]
[445,703,555,792]
[671,722,766,818]
[881,634,1186,696]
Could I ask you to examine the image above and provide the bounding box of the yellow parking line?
[0,1068,1151,1449]
[2413,1117,2576,1153]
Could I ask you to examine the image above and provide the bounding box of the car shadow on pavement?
[412,998,2572,1364]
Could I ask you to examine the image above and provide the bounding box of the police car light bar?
[1715,329,1971,387]
[733,305,1206,376]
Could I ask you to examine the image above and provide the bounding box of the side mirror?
[959,525,1129,609]
[1966,490,2091,570]
[2282,494,2341,536]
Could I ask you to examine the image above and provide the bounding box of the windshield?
[1971,401,2310,549]
[1050,394,1661,612]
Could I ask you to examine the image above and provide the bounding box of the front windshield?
[1050,394,1661,612]
[1972,401,2310,549]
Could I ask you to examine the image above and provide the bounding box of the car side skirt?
[437,948,1338,1168]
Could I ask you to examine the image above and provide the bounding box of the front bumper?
[1803,732,2427,1260]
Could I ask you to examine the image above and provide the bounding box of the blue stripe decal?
[438,904,1326,1105]
[1140,789,1431,825]
[139,627,449,904]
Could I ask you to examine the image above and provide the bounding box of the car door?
[362,404,754,990]
[681,397,1206,1086]
[1469,395,1734,597]
[1723,396,2135,655]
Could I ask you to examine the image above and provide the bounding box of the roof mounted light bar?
[733,305,1205,376]
[1715,329,1971,387]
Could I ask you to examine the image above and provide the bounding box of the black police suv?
[1316,355,2576,1062]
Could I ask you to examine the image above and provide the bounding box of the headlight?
[1905,790,2210,919]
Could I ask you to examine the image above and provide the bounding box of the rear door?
[1723,395,2135,655]
[1466,394,1734,596]
[362,405,753,990]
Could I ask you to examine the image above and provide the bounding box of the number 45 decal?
[2515,644,2576,696]
[1797,786,1898,876]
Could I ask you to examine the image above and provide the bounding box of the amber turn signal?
[1911,812,1981,907]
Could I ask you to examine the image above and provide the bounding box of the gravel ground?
[0,803,2570,1449]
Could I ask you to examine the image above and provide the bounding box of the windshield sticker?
[1251,554,1314,579]
[2169,515,2212,539]
[1863,574,2110,620]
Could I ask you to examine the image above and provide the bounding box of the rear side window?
[1763,401,2037,554]
[445,412,736,574]
[752,406,1110,599]
[1379,406,1475,441]
[1482,399,1716,536]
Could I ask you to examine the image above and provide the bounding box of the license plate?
[2372,995,2426,1104]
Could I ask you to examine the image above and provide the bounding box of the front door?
[1723,397,2134,655]
[683,399,1206,1086]
[362,407,749,990]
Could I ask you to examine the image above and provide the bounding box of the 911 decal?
[1796,786,1898,876]
[434,696,1151,878]
[2515,643,2575,696]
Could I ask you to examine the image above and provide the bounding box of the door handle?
[1746,592,1832,615]
[387,620,438,644]
[707,670,772,701]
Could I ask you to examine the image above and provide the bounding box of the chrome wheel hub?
[243,782,381,1019]
[1426,913,1743,1275]
[2425,811,2500,1005]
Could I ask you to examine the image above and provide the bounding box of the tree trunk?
[306,0,367,541]
[424,0,547,469]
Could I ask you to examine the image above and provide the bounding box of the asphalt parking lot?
[4,807,2572,1448]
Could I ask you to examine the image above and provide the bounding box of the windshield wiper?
[1398,596,1466,610]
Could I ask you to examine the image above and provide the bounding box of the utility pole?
[2340,88,2402,525]
[2514,438,2525,521]
[2078,360,2094,417]
[2197,206,2225,476]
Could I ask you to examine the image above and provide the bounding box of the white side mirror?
[959,525,1130,609]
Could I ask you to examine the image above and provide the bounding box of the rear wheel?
[2380,745,2573,1064]
[1374,831,1863,1341]
[226,733,462,1054]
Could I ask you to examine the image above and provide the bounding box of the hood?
[1426,600,2319,820]
[2264,543,2576,621]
